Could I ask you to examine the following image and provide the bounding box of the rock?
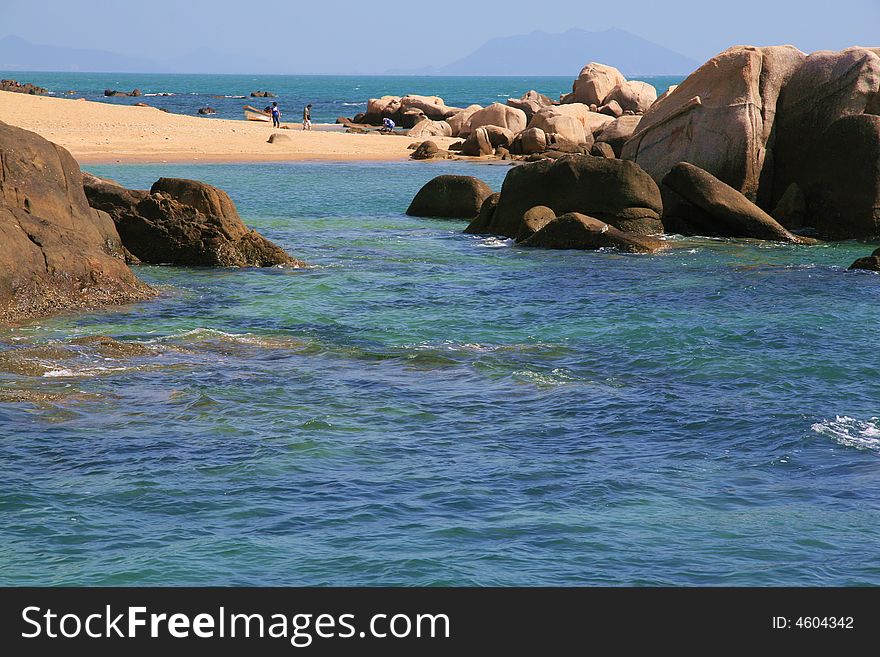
[352,112,367,124]
[516,127,548,155]
[0,122,153,323]
[595,115,641,157]
[520,213,665,252]
[400,95,460,120]
[104,88,141,97]
[400,109,427,128]
[406,175,493,219]
[793,113,880,239]
[603,81,657,114]
[84,175,302,267]
[661,162,808,243]
[598,100,624,118]
[362,96,401,125]
[267,133,291,144]
[410,141,453,160]
[514,206,556,243]
[529,104,614,136]
[539,114,588,147]
[507,90,555,121]
[336,116,353,125]
[655,85,678,104]
[407,119,453,139]
[131,89,142,97]
[773,48,880,236]
[622,45,807,205]
[466,103,528,135]
[447,105,482,137]
[0,79,48,95]
[483,154,664,238]
[569,63,627,106]
[461,127,496,157]
[197,107,217,115]
[464,193,501,234]
[849,248,880,271]
[591,142,616,159]
[250,91,277,98]
[770,183,806,230]
[134,102,150,107]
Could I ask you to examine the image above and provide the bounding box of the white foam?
[811,416,880,452]
[475,237,514,249]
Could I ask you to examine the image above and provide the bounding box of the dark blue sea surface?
[0,72,683,123]
[1,160,879,585]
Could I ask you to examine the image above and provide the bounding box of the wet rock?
[520,212,665,252]
[406,175,493,219]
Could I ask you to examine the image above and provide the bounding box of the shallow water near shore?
[2,160,880,585]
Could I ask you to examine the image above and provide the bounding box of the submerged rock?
[84,176,303,267]
[849,248,880,272]
[0,122,153,324]
[520,212,665,252]
[406,175,493,219]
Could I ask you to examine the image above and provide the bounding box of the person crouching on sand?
[271,102,281,128]
[303,104,312,131]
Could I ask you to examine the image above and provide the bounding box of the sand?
[0,90,459,163]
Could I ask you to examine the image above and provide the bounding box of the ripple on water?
[811,416,880,453]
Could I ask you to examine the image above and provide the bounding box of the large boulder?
[520,212,664,253]
[537,115,588,147]
[447,105,482,137]
[661,162,809,243]
[793,114,880,239]
[407,119,453,138]
[0,122,153,323]
[514,127,548,155]
[406,175,493,219]
[514,206,556,243]
[622,45,807,206]
[461,126,514,156]
[362,96,402,124]
[467,103,528,134]
[595,115,641,157]
[772,48,880,236]
[480,155,664,238]
[399,95,460,120]
[463,193,501,234]
[84,176,302,267]
[530,104,614,136]
[603,80,657,114]
[507,90,555,121]
[849,248,880,272]
[410,140,453,160]
[569,63,627,106]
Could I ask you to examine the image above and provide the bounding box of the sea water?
[1,159,879,585]
[2,72,684,123]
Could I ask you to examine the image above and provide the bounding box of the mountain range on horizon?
[0,29,700,76]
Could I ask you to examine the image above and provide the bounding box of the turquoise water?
[2,160,880,586]
[0,72,683,123]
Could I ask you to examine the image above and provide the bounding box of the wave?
[144,92,175,97]
[474,237,514,249]
[811,416,880,452]
[341,102,365,106]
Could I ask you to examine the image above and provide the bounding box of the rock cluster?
[0,79,48,95]
[104,88,141,97]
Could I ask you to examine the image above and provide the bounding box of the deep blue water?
[2,160,880,586]
[0,72,683,123]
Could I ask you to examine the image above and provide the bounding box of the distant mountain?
[388,28,700,76]
[0,35,160,73]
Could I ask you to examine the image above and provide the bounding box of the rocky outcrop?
[83,176,301,267]
[520,212,665,252]
[447,105,482,137]
[250,91,276,98]
[0,122,153,323]
[0,79,48,95]
[406,175,493,219]
[468,155,663,238]
[661,163,809,243]
[622,45,807,206]
[410,140,453,160]
[568,63,627,106]
[105,88,142,97]
[466,103,528,135]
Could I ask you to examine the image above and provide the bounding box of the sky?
[1,0,878,74]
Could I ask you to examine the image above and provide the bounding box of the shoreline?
[0,90,459,163]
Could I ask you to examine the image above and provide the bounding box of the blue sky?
[1,0,878,74]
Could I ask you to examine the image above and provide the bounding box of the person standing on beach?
[271,101,281,128]
[303,104,312,131]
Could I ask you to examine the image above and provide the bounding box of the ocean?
[1,75,879,586]
[2,71,684,123]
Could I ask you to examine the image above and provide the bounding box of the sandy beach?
[0,90,458,163]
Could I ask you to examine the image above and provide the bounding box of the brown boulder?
[515,127,548,155]
[0,122,153,323]
[507,90,554,121]
[662,162,809,243]
[407,119,453,138]
[514,206,556,243]
[595,115,641,157]
[447,105,482,137]
[569,63,627,106]
[410,141,453,160]
[530,104,614,136]
[520,212,664,252]
[622,45,807,206]
[406,175,493,219]
[463,193,501,234]
[849,248,880,272]
[84,176,301,267]
[590,142,616,159]
[603,81,657,114]
[466,103,528,134]
[461,126,513,156]
[399,95,459,120]
[483,154,664,238]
